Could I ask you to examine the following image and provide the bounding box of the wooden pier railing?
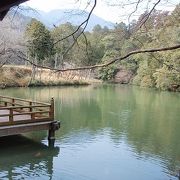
[0,95,54,126]
[0,95,60,144]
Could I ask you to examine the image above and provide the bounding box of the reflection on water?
[0,85,180,180]
[0,135,59,180]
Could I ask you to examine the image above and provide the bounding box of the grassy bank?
[0,65,101,88]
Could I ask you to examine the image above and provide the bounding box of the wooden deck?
[0,95,60,144]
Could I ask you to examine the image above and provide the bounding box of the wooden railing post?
[49,98,54,120]
[4,101,7,107]
[9,108,13,123]
[30,101,35,120]
[12,98,15,106]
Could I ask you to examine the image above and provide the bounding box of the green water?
[0,85,180,180]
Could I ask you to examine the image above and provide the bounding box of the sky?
[23,0,178,23]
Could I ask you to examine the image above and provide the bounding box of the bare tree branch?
[0,55,12,68]
[10,44,180,72]
[54,0,97,45]
[151,53,180,72]
[139,0,161,28]
[128,0,143,25]
[130,35,180,72]
[82,32,91,61]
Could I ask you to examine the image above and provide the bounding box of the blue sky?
[23,0,178,23]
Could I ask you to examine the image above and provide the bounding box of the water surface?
[0,85,180,180]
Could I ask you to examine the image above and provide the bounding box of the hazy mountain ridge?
[21,8,115,31]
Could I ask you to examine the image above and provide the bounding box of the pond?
[0,85,180,180]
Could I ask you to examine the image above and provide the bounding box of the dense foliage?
[25,4,180,91]
[25,19,54,64]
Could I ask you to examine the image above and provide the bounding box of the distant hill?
[1,10,31,31]
[0,10,31,48]
[0,8,115,51]
[21,9,115,31]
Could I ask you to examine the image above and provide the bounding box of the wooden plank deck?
[0,95,60,144]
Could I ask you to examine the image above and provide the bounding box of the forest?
[25,4,180,91]
[0,4,180,91]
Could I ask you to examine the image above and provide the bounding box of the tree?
[25,18,54,64]
[129,5,180,90]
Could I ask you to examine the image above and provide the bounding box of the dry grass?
[0,65,101,88]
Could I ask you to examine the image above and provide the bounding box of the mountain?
[0,10,31,47]
[0,8,114,50]
[21,9,115,31]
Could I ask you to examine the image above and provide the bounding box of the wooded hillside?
[0,4,180,91]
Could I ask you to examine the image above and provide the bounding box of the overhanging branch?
[13,44,180,72]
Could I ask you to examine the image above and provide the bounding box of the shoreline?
[0,65,179,92]
[0,65,101,89]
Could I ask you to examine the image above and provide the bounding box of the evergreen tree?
[25,19,54,64]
